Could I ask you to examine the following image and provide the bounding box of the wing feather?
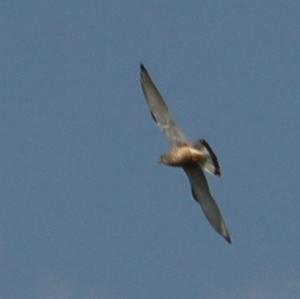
[140,64,188,145]
[183,164,231,243]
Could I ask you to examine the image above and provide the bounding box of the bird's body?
[160,145,207,167]
[139,64,231,243]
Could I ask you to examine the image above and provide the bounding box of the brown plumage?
[159,146,207,167]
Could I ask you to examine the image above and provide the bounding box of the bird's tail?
[193,139,221,176]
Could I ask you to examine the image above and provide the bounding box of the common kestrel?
[140,64,231,243]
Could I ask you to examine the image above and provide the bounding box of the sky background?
[0,1,300,298]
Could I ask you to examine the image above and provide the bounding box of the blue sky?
[0,1,299,298]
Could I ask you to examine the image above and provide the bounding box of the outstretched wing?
[183,164,231,243]
[140,64,188,145]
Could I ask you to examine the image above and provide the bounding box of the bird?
[139,64,231,243]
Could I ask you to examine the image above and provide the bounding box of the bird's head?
[159,154,168,165]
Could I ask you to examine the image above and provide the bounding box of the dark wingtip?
[225,234,232,244]
[140,63,146,72]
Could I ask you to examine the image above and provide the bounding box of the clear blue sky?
[0,1,299,298]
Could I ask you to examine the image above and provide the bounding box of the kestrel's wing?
[140,64,188,145]
[183,164,231,243]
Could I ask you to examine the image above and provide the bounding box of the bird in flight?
[139,64,231,243]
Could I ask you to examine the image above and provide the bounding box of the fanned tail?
[193,139,221,176]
